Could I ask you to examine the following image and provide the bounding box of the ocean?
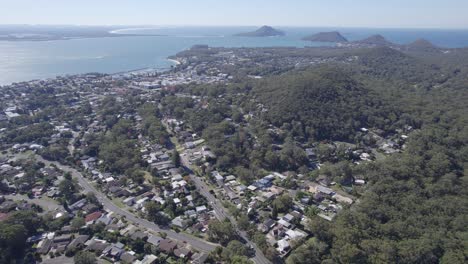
[1,26,468,85]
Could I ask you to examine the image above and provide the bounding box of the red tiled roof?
[85,211,102,223]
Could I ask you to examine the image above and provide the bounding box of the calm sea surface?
[1,27,468,85]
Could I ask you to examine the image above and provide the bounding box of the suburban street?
[32,155,219,253]
[11,120,272,262]
[180,154,271,264]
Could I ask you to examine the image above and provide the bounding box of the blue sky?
[1,0,467,28]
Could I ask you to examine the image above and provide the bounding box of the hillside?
[351,47,440,83]
[235,26,285,37]
[404,38,440,51]
[355,34,395,46]
[253,66,398,141]
[302,31,348,42]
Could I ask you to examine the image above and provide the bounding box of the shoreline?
[0,33,167,42]
[167,58,181,65]
[0,59,179,86]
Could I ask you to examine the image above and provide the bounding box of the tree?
[85,192,99,205]
[237,215,250,231]
[207,220,237,245]
[59,177,77,201]
[74,251,97,264]
[0,223,28,262]
[71,217,85,230]
[222,240,249,259]
[5,211,41,235]
[231,256,254,264]
[271,194,293,214]
[286,238,329,264]
[172,149,181,167]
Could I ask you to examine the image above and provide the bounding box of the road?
[33,155,218,253]
[180,154,271,264]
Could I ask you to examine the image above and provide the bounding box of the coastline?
[0,33,167,42]
[0,59,179,86]
[167,58,181,66]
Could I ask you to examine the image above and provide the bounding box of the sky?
[1,0,468,29]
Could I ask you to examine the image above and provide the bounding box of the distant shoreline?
[0,32,167,42]
[0,58,180,86]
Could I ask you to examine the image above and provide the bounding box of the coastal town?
[1,45,414,264]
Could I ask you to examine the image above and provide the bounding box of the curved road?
[35,156,218,253]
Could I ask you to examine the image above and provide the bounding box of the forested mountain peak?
[253,66,398,141]
[405,38,441,51]
[355,34,395,46]
[302,31,348,42]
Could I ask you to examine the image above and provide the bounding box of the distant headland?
[235,26,285,37]
[302,31,348,43]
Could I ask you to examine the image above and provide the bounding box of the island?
[302,31,348,42]
[235,25,285,37]
[354,34,395,46]
[405,38,440,51]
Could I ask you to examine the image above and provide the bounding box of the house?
[85,211,102,224]
[277,239,290,254]
[102,242,125,260]
[262,192,276,201]
[261,218,276,233]
[278,219,292,229]
[191,252,209,264]
[147,235,163,247]
[171,216,189,229]
[37,239,53,254]
[123,197,136,206]
[69,198,87,211]
[354,179,366,185]
[97,214,113,225]
[195,205,207,214]
[283,213,295,223]
[53,234,72,244]
[131,231,147,240]
[159,239,177,254]
[67,235,89,250]
[86,240,110,254]
[120,252,137,263]
[135,254,158,264]
[82,203,99,214]
[332,194,353,204]
[247,185,258,191]
[225,175,236,182]
[212,171,224,183]
[309,185,334,196]
[174,246,192,259]
[185,210,197,218]
[135,197,149,209]
[41,256,74,264]
[285,228,308,241]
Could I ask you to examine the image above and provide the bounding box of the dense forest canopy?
[253,67,400,142]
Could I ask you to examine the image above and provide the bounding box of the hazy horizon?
[2,0,468,29]
[1,24,468,30]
